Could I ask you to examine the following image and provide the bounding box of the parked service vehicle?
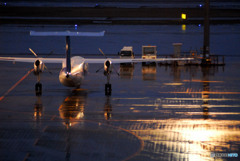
[118,46,134,58]
[142,45,157,59]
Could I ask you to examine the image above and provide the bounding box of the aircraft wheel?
[35,82,42,96]
[105,83,112,96]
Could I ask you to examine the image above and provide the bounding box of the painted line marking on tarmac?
[0,69,34,101]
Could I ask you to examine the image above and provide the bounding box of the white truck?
[142,45,157,59]
[118,46,134,58]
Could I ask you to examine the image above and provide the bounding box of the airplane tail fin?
[66,36,71,73]
[30,30,105,74]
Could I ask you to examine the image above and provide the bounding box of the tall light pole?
[202,0,210,65]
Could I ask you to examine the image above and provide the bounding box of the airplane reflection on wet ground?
[0,60,240,161]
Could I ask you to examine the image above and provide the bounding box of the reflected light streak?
[177,121,236,161]
[177,112,240,116]
[162,105,201,108]
[163,83,183,86]
[182,24,186,31]
[159,91,240,94]
[165,98,240,101]
[163,104,240,108]
[59,93,86,127]
[131,104,155,107]
[130,119,240,161]
[183,79,224,83]
[112,97,150,100]
[117,104,240,109]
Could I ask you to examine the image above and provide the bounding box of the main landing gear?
[35,82,42,96]
[104,67,112,96]
[35,74,42,96]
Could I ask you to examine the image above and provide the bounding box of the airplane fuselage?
[59,56,87,87]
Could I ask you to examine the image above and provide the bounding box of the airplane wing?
[84,57,194,64]
[0,57,64,63]
[0,57,193,64]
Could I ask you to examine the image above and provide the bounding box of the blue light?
[74,24,78,30]
[199,4,202,8]
[198,24,201,27]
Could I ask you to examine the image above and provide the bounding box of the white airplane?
[0,31,193,95]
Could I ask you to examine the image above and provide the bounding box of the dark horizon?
[3,0,240,2]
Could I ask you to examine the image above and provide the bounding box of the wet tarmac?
[0,24,240,161]
[0,59,240,161]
